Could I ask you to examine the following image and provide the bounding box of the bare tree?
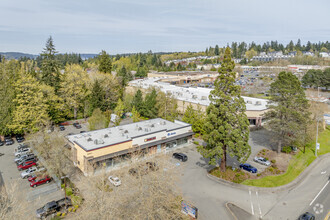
[72,152,187,220]
[0,182,28,219]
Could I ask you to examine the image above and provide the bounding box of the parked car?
[30,176,52,188]
[298,212,315,220]
[80,130,86,133]
[28,175,37,182]
[240,163,258,173]
[0,140,4,146]
[36,198,72,219]
[59,125,65,131]
[253,157,271,166]
[73,122,82,129]
[108,176,121,187]
[21,166,46,179]
[18,161,37,171]
[14,148,31,157]
[5,138,14,145]
[14,153,35,163]
[15,134,25,143]
[172,153,188,162]
[17,143,29,150]
[17,157,37,167]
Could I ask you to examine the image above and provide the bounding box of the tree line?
[302,68,330,89]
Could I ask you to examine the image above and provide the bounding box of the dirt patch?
[209,149,294,182]
[209,167,252,183]
[253,149,292,178]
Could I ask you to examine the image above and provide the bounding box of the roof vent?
[124,130,128,133]
[87,138,93,142]
[255,101,261,105]
[138,127,142,131]
[151,124,155,127]
[104,134,109,138]
[247,100,252,104]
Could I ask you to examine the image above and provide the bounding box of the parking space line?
[256,191,262,218]
[249,190,254,215]
[309,180,329,206]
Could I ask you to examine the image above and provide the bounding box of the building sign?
[144,137,156,142]
[167,132,176,136]
[181,200,198,219]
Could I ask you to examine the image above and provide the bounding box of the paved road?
[266,158,330,220]
[177,142,330,220]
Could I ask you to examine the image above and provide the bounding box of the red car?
[28,175,37,182]
[30,176,52,188]
[17,161,36,171]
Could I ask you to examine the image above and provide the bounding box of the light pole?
[315,118,321,157]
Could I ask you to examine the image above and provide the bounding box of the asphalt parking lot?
[0,140,64,217]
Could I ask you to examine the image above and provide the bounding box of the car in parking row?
[172,153,188,162]
[240,163,258,173]
[21,166,46,179]
[18,161,37,171]
[30,175,52,188]
[254,156,271,166]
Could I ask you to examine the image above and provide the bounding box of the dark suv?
[172,153,188,162]
[5,135,14,145]
[73,122,82,129]
[16,134,25,143]
[298,212,315,220]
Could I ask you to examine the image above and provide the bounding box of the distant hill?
[0,52,37,60]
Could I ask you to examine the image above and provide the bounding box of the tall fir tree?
[89,79,106,113]
[98,50,112,74]
[143,88,158,118]
[132,89,144,115]
[265,71,311,153]
[40,36,61,93]
[198,47,250,172]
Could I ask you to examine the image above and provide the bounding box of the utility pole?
[315,119,320,157]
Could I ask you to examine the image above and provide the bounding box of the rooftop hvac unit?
[138,127,142,131]
[104,134,109,138]
[192,95,198,99]
[124,130,128,133]
[255,101,262,105]
[145,128,148,132]
[201,96,207,100]
[151,124,155,127]
[87,138,93,142]
[247,100,252,104]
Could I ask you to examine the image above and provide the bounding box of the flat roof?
[129,77,269,111]
[67,118,190,151]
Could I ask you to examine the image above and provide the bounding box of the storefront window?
[177,138,188,146]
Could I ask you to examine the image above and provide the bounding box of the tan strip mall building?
[67,118,193,175]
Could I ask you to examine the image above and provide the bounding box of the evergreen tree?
[198,47,250,172]
[265,71,311,153]
[89,79,105,113]
[114,99,125,125]
[40,36,61,93]
[132,89,144,114]
[98,50,112,74]
[214,45,220,55]
[143,89,158,118]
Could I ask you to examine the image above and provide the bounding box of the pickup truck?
[21,166,46,179]
[14,153,35,163]
[36,198,72,219]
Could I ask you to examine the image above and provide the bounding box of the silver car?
[253,156,271,166]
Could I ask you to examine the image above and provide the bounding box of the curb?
[207,153,330,192]
[225,202,238,220]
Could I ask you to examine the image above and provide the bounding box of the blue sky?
[0,0,329,54]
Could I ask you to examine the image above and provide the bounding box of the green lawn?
[242,127,329,187]
[317,127,330,156]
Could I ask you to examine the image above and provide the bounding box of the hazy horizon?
[1,0,329,54]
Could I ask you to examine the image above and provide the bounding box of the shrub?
[257,173,261,177]
[68,207,73,212]
[61,213,66,217]
[66,187,73,196]
[72,208,76,212]
[282,146,292,154]
[193,141,199,145]
[265,157,269,161]
[268,167,274,173]
[194,133,200,138]
[271,160,276,164]
[57,212,61,216]
[71,195,83,206]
